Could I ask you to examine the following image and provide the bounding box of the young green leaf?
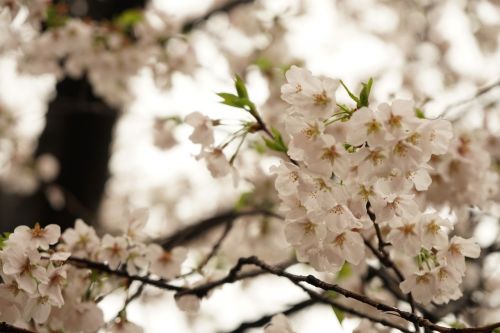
[415,107,425,119]
[358,78,373,108]
[0,232,11,250]
[340,80,360,104]
[263,128,288,153]
[216,93,248,108]
[337,263,352,280]
[263,137,287,153]
[46,4,67,28]
[333,307,345,324]
[114,9,144,32]
[234,75,249,99]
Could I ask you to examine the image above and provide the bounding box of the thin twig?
[440,79,500,118]
[67,257,186,292]
[197,221,234,271]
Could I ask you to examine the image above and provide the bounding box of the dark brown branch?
[365,202,419,331]
[196,219,234,271]
[0,323,37,333]
[158,210,281,250]
[226,298,318,333]
[67,257,186,292]
[297,286,413,333]
[182,0,255,33]
[179,256,500,333]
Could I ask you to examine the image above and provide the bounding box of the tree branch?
[196,219,234,271]
[440,78,500,118]
[226,298,318,333]
[179,256,500,333]
[182,0,255,33]
[67,257,186,292]
[0,323,37,333]
[158,209,281,250]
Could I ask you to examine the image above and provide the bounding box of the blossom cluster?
[0,223,69,325]
[188,66,483,308]
[0,209,188,332]
[427,129,498,209]
[271,66,481,305]
[0,1,196,107]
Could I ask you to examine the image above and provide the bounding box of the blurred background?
[1,0,500,331]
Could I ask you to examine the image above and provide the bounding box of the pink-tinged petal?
[44,224,61,245]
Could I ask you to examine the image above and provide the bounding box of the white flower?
[323,230,365,266]
[108,319,143,333]
[377,100,419,139]
[264,314,296,333]
[303,135,349,179]
[347,107,386,147]
[371,179,420,221]
[153,118,177,150]
[124,208,149,241]
[2,246,48,294]
[400,271,436,304]
[281,65,338,120]
[38,265,67,307]
[437,236,480,274]
[9,223,60,250]
[271,161,301,197]
[185,112,215,147]
[175,294,200,313]
[418,213,452,250]
[285,116,324,162]
[125,244,149,276]
[98,235,128,270]
[419,119,453,156]
[433,266,462,304]
[387,217,421,256]
[0,280,23,324]
[24,295,52,324]
[284,218,326,248]
[53,301,104,333]
[61,219,100,256]
[197,148,232,178]
[147,245,187,279]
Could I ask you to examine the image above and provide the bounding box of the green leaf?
[263,128,288,153]
[333,307,345,324]
[235,192,252,211]
[45,4,67,28]
[216,93,248,108]
[254,57,273,72]
[450,322,466,329]
[325,290,338,299]
[337,263,352,280]
[114,9,144,31]
[358,78,373,108]
[249,140,267,154]
[339,80,360,104]
[0,232,11,250]
[325,291,344,324]
[234,75,248,99]
[415,107,425,119]
[263,137,287,153]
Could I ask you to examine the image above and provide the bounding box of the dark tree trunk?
[0,0,145,232]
